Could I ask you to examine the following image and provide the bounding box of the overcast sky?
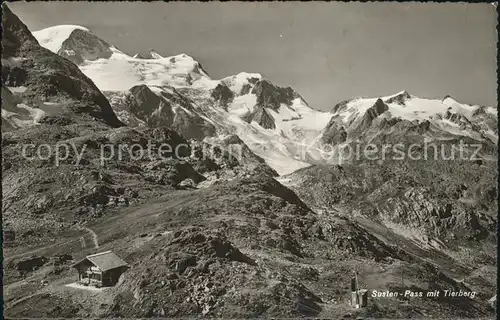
[9,2,497,111]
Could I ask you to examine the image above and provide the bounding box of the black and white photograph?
[1,1,498,319]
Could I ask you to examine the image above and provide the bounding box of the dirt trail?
[8,291,47,308]
[6,224,99,261]
[80,226,99,249]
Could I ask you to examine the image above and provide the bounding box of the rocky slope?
[105,84,217,140]
[278,157,497,306]
[1,6,122,129]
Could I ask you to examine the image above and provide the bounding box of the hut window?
[90,273,101,281]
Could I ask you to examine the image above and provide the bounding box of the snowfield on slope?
[79,48,217,91]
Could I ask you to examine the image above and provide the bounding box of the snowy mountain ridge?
[322,90,497,148]
[30,25,334,174]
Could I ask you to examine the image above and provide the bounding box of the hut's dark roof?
[73,251,128,272]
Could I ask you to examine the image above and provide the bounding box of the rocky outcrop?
[187,136,278,180]
[321,122,347,145]
[444,109,480,132]
[111,227,321,318]
[1,4,39,57]
[1,121,198,223]
[385,90,411,105]
[13,255,49,275]
[211,84,234,110]
[127,85,175,126]
[57,29,113,65]
[330,99,351,114]
[171,107,216,140]
[106,85,216,140]
[352,98,389,133]
[322,98,389,145]
[220,134,277,175]
[251,80,296,112]
[311,217,413,262]
[143,159,206,186]
[375,186,489,241]
[245,107,276,129]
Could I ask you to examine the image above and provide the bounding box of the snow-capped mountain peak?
[33,24,115,65]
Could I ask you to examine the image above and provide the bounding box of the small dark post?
[401,265,404,291]
[350,271,359,307]
[355,271,359,292]
[351,277,357,292]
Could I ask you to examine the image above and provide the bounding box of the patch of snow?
[43,102,60,106]
[191,77,219,90]
[62,49,76,56]
[269,104,301,122]
[221,72,262,94]
[2,103,46,129]
[17,103,46,123]
[1,109,18,118]
[6,86,27,93]
[228,94,257,117]
[149,51,163,59]
[485,106,497,116]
